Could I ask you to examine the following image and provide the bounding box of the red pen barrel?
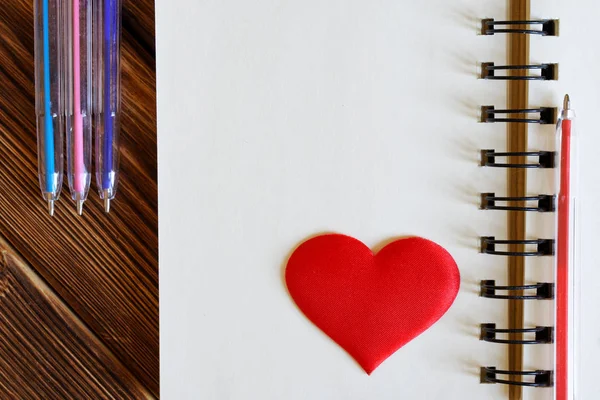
[555,96,577,400]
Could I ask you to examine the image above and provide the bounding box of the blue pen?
[34,0,64,215]
[96,0,122,213]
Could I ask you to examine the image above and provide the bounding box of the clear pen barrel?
[66,0,93,203]
[34,0,65,204]
[95,0,121,202]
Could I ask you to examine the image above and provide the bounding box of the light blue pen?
[34,0,64,215]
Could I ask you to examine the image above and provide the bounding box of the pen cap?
[34,0,65,199]
[94,0,122,200]
[65,0,93,201]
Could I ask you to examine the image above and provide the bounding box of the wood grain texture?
[0,0,158,397]
[0,238,153,399]
[507,1,530,398]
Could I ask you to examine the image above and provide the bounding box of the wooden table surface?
[0,1,158,398]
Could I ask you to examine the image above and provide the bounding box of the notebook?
[157,0,600,398]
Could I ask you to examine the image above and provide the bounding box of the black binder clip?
[481,62,558,81]
[480,323,554,344]
[480,280,555,300]
[480,193,556,212]
[480,236,555,256]
[480,367,554,387]
[480,150,556,169]
[481,19,559,36]
[480,105,557,124]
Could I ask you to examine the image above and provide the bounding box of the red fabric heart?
[285,234,460,374]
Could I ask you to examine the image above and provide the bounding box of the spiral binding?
[479,11,558,389]
[480,324,554,344]
[481,62,558,81]
[480,280,555,300]
[481,367,554,387]
[480,193,556,212]
[480,237,555,256]
[481,106,557,124]
[481,19,559,36]
[481,150,556,168]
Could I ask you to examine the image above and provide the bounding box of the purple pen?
[95,0,121,212]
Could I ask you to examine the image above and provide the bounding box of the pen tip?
[47,199,55,217]
[103,189,112,213]
[564,94,570,110]
[77,200,84,216]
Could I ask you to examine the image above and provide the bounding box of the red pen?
[556,94,577,400]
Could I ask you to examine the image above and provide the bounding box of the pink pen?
[66,0,92,215]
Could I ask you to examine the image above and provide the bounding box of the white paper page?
[155,0,600,398]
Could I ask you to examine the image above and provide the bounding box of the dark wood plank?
[0,237,154,399]
[0,0,158,396]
